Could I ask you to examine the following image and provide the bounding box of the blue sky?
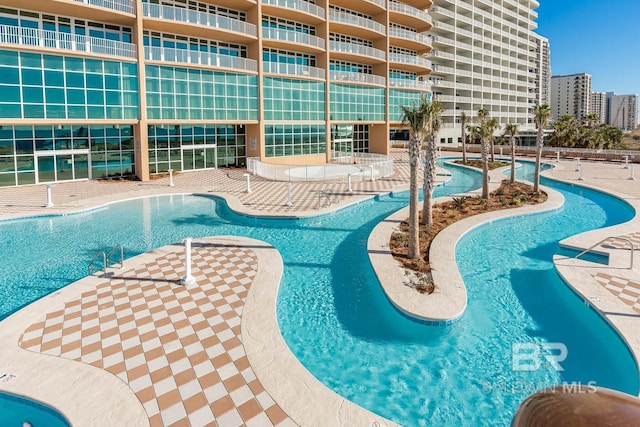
[536,0,640,95]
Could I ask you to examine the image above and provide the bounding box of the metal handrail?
[574,236,635,269]
[318,189,339,209]
[88,251,107,275]
[107,244,124,269]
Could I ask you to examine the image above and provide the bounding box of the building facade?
[426,0,542,145]
[589,91,607,124]
[550,73,591,122]
[531,33,549,106]
[0,0,433,187]
[607,93,639,131]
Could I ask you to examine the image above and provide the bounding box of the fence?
[247,153,394,182]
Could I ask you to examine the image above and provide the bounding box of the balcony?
[73,0,134,14]
[329,10,385,39]
[142,3,257,43]
[330,0,385,15]
[388,2,432,32]
[145,46,257,72]
[263,61,325,79]
[389,53,432,72]
[330,41,385,64]
[0,25,137,58]
[330,71,385,86]
[262,27,325,53]
[261,0,325,23]
[389,28,431,53]
[389,78,430,91]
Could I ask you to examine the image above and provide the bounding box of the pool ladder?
[574,236,635,269]
[88,244,124,275]
[317,189,339,209]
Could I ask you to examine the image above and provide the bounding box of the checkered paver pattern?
[18,243,292,427]
[593,273,640,313]
[597,233,640,250]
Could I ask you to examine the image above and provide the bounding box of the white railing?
[145,46,258,71]
[366,0,385,8]
[389,2,433,26]
[262,0,325,19]
[329,10,386,35]
[389,28,431,46]
[73,0,135,14]
[0,25,137,58]
[389,53,432,69]
[330,71,385,86]
[247,152,394,182]
[389,78,430,90]
[330,41,385,60]
[262,27,325,49]
[142,3,257,37]
[263,61,325,78]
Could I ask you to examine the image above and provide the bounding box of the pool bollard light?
[168,168,175,187]
[624,156,629,169]
[575,158,581,171]
[369,164,375,181]
[243,173,251,193]
[45,183,55,208]
[556,151,560,163]
[181,238,196,286]
[347,174,353,192]
[630,164,636,181]
[500,147,503,157]
[578,163,584,181]
[286,183,293,207]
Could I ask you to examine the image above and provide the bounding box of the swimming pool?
[0,160,637,426]
[0,391,70,427]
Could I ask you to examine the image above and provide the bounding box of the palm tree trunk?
[490,139,495,163]
[461,122,467,164]
[534,128,542,193]
[481,139,490,199]
[408,135,421,259]
[422,134,437,226]
[510,137,516,184]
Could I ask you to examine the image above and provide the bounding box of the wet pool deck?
[1,150,640,425]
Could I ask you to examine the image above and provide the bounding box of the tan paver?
[593,273,640,313]
[19,243,292,426]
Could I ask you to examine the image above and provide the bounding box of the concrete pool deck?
[2,151,640,425]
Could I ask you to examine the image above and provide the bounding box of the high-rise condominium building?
[532,32,550,106]
[426,0,543,145]
[550,73,591,121]
[590,91,607,124]
[0,0,433,187]
[608,93,639,131]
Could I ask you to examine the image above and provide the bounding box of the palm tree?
[487,117,499,163]
[476,107,492,199]
[533,104,551,193]
[460,111,468,163]
[399,96,428,259]
[503,123,519,184]
[422,101,443,226]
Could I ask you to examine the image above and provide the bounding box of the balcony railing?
[388,2,433,26]
[389,53,432,69]
[0,25,137,58]
[330,41,385,60]
[263,61,325,78]
[262,0,325,20]
[145,46,257,72]
[329,10,385,35]
[365,0,385,9]
[330,71,385,86]
[389,28,431,46]
[73,0,135,14]
[389,78,430,90]
[142,3,257,37]
[262,27,325,49]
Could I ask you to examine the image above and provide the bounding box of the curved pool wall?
[0,160,637,426]
[0,391,70,427]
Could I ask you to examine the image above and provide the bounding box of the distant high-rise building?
[608,94,639,131]
[427,0,542,144]
[590,92,607,124]
[532,34,551,106]
[550,73,592,121]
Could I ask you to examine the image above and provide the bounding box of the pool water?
[0,391,70,427]
[0,160,637,426]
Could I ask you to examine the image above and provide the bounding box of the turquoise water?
[0,161,637,426]
[0,391,70,427]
